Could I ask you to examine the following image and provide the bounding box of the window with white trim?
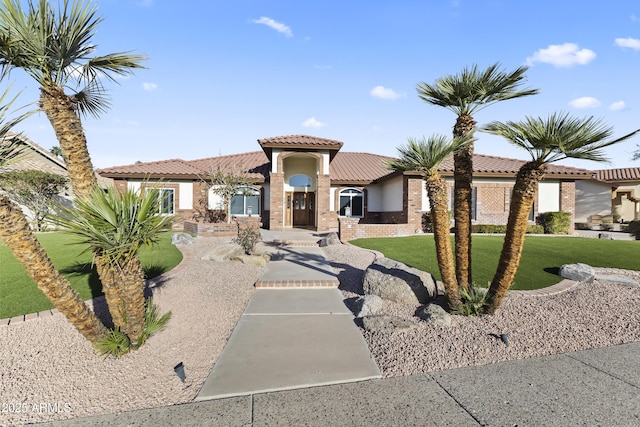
[289,174,312,187]
[339,188,364,217]
[230,186,260,215]
[158,188,175,215]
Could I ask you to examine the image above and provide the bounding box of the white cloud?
[370,85,403,100]
[143,82,158,91]
[631,14,638,22]
[615,37,640,50]
[314,64,332,70]
[609,101,626,111]
[302,117,326,128]
[526,43,596,67]
[251,17,293,37]
[569,96,601,109]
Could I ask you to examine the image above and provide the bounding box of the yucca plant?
[450,284,488,317]
[52,185,174,345]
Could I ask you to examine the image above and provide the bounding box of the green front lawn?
[351,235,640,290]
[0,232,183,319]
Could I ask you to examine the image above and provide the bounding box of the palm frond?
[481,112,640,165]
[385,134,471,174]
[417,62,539,116]
[71,78,111,118]
[0,87,33,167]
[51,185,174,263]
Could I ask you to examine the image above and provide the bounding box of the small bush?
[135,298,172,349]
[451,284,487,316]
[539,211,572,234]
[233,225,261,254]
[421,212,433,233]
[96,327,130,358]
[471,224,544,234]
[628,221,640,240]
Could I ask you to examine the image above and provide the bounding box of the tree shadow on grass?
[544,267,560,276]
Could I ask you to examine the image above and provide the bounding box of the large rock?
[417,303,452,327]
[362,257,441,305]
[230,253,270,267]
[558,263,595,283]
[172,232,194,245]
[361,315,418,333]
[353,295,383,318]
[201,243,244,261]
[319,232,341,247]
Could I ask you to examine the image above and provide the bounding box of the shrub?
[471,224,543,234]
[233,224,261,254]
[451,284,487,316]
[628,221,640,240]
[539,211,572,234]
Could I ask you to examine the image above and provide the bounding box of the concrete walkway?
[196,231,381,400]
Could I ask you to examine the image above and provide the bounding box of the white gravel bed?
[323,243,640,378]
[0,237,262,426]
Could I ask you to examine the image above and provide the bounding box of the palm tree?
[481,113,640,314]
[417,63,539,289]
[386,135,470,309]
[0,0,146,198]
[52,186,174,345]
[0,89,107,344]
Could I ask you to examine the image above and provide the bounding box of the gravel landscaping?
[1,236,638,425]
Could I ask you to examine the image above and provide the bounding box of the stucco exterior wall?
[575,180,612,223]
[613,183,640,221]
[537,180,560,213]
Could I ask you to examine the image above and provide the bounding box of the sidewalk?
[38,342,640,426]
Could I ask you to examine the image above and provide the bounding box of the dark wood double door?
[286,192,315,227]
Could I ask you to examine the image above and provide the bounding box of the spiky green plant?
[51,185,174,344]
[95,327,130,358]
[450,284,487,317]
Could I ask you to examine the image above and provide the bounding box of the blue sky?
[7,0,640,170]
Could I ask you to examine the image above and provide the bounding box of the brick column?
[269,172,284,230]
[316,172,331,232]
[560,180,576,231]
[406,176,423,231]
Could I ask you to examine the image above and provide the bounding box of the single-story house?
[594,168,640,224]
[97,134,621,240]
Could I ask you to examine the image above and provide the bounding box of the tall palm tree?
[417,63,539,289]
[0,0,146,198]
[0,89,107,344]
[481,113,639,314]
[52,186,174,345]
[386,135,470,309]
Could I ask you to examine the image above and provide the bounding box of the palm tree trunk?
[452,115,476,289]
[39,84,98,199]
[116,256,147,345]
[485,162,546,314]
[425,174,461,309]
[0,196,108,343]
[95,255,128,331]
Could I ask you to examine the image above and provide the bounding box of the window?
[158,188,175,215]
[339,188,364,217]
[289,174,312,187]
[230,186,260,215]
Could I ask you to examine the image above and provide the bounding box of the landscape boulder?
[362,257,442,305]
[201,243,244,261]
[230,253,270,267]
[558,263,595,283]
[319,232,341,247]
[417,303,452,327]
[361,315,418,333]
[171,232,194,245]
[353,295,383,318]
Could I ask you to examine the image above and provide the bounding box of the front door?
[292,192,315,227]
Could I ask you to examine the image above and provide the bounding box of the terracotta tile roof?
[330,152,396,183]
[189,151,270,182]
[258,134,344,150]
[1,133,67,176]
[437,153,593,177]
[594,167,640,182]
[97,158,203,178]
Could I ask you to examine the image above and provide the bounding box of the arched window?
[289,174,312,187]
[339,188,364,217]
[230,186,260,215]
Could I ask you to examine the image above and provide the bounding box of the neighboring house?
[593,167,640,223]
[97,134,599,239]
[0,133,73,225]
